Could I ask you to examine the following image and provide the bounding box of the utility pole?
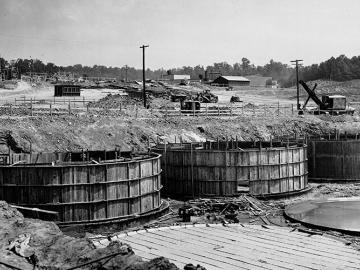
[140,45,149,108]
[291,59,303,110]
[124,65,129,82]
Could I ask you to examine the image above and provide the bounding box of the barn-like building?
[212,76,250,87]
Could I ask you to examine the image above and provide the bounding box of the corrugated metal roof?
[220,76,250,82]
[93,224,360,270]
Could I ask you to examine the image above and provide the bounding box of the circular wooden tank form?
[155,141,308,198]
[308,138,360,182]
[0,150,162,225]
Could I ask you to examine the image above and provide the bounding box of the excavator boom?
[299,80,324,109]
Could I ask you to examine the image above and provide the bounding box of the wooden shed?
[54,85,81,97]
[212,76,250,87]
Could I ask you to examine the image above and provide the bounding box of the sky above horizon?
[0,0,359,69]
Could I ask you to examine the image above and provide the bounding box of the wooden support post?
[218,105,220,116]
[68,101,71,115]
[30,98,33,116]
[292,104,294,115]
[8,146,11,165]
[9,104,12,115]
[83,96,85,106]
[164,140,168,194]
[50,103,52,116]
[206,104,208,117]
[190,142,195,199]
[277,101,280,116]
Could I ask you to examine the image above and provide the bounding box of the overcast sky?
[0,0,359,69]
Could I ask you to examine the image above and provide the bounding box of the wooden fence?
[0,101,357,118]
[160,103,295,117]
[14,96,96,106]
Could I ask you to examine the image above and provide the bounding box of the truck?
[298,80,354,115]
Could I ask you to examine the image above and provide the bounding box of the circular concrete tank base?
[93,224,360,270]
[285,197,360,235]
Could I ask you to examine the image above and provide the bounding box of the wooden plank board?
[99,224,360,270]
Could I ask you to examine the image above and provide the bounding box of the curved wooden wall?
[155,142,308,198]
[0,151,162,225]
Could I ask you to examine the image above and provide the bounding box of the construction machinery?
[230,95,242,103]
[298,80,354,115]
[194,90,218,103]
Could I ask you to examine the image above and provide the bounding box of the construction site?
[2,1,360,269]
[1,72,360,269]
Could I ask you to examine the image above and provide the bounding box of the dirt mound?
[88,94,146,108]
[0,201,184,270]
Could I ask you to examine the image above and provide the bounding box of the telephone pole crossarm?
[291,59,303,110]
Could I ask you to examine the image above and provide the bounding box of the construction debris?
[0,201,201,270]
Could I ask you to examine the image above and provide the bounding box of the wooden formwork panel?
[310,140,360,181]
[157,144,307,198]
[0,153,162,224]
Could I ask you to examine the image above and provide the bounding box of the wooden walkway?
[94,224,360,270]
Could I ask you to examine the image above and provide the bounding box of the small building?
[212,76,250,87]
[164,74,191,81]
[54,85,81,97]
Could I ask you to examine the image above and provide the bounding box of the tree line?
[1,54,360,87]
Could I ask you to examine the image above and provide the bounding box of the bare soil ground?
[3,113,360,154]
[0,201,186,270]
